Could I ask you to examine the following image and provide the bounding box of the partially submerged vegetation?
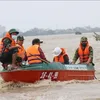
[93,32,100,41]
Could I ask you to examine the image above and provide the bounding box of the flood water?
[0,33,100,100]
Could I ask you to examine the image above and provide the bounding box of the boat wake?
[0,78,100,93]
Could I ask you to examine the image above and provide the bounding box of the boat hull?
[0,63,95,83]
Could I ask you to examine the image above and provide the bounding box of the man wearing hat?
[0,29,21,69]
[53,47,69,64]
[72,36,94,65]
[16,36,27,64]
[26,38,48,64]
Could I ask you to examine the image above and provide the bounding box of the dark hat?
[17,36,24,41]
[9,29,19,34]
[32,38,43,45]
[80,36,88,42]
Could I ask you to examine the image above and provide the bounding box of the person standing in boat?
[16,36,27,66]
[53,47,69,64]
[0,29,21,69]
[72,36,94,65]
[26,38,49,64]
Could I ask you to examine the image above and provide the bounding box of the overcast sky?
[0,1,100,32]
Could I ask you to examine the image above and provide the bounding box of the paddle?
[29,53,50,64]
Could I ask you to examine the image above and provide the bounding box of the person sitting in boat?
[72,36,94,65]
[16,35,27,66]
[26,38,49,64]
[0,29,22,69]
[53,47,69,64]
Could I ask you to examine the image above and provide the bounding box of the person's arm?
[9,46,21,50]
[3,38,21,50]
[72,48,79,64]
[38,47,50,63]
[3,38,11,48]
[24,52,27,61]
[86,46,93,64]
[63,54,69,64]
[38,47,47,60]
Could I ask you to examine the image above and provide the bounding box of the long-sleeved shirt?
[38,47,47,61]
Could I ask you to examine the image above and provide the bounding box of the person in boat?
[16,35,27,66]
[26,38,49,64]
[53,47,69,64]
[72,36,94,65]
[0,29,21,69]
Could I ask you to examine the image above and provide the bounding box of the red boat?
[0,62,95,83]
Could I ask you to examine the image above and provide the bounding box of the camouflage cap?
[9,29,19,34]
[80,36,88,42]
[17,36,24,41]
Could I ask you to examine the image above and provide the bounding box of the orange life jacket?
[0,32,16,54]
[0,39,8,54]
[26,44,42,64]
[61,48,66,54]
[54,48,67,63]
[16,43,26,60]
[78,44,90,63]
